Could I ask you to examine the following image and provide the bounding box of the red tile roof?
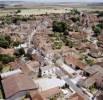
[64,55,86,70]
[41,87,62,98]
[69,93,84,100]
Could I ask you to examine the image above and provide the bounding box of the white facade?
[41,66,57,76]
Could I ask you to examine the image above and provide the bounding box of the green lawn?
[2,65,11,73]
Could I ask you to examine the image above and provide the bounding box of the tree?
[92,26,101,37]
[97,11,103,17]
[38,67,42,78]
[5,35,11,45]
[96,23,103,29]
[53,21,67,32]
[0,35,12,48]
[14,48,25,57]
[70,8,80,15]
[0,40,9,48]
[70,17,80,23]
[16,9,21,14]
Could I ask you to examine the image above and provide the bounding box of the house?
[78,73,99,88]
[79,65,103,89]
[64,55,86,70]
[41,87,63,99]
[68,32,88,41]
[68,93,85,100]
[75,43,87,52]
[9,60,31,75]
[87,14,98,23]
[0,48,15,56]
[98,34,103,42]
[41,66,57,76]
[30,91,44,100]
[96,92,103,100]
[88,47,103,58]
[95,76,103,90]
[83,65,103,76]
[97,34,103,48]
[1,73,38,100]
[26,60,40,71]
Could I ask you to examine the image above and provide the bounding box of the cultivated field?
[0,6,103,16]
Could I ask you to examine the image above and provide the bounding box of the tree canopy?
[53,21,67,33]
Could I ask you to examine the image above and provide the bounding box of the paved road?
[64,77,90,100]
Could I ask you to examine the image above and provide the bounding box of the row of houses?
[63,54,103,100]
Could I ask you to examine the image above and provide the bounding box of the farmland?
[0,6,103,16]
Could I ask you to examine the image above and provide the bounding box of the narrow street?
[64,77,90,100]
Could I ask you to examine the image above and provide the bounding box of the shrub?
[0,54,15,64]
[53,41,62,49]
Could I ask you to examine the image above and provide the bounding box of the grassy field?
[19,8,70,15]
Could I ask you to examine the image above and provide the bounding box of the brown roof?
[0,48,15,55]
[88,14,98,23]
[95,62,103,68]
[26,61,40,69]
[98,34,103,42]
[9,60,31,75]
[69,93,84,100]
[64,55,86,70]
[41,87,62,98]
[96,93,103,100]
[2,74,38,99]
[75,43,91,52]
[30,91,44,100]
[9,61,19,70]
[80,72,103,88]
[69,32,88,40]
[96,76,103,89]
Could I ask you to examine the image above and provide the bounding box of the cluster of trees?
[0,35,20,48]
[52,21,67,49]
[92,23,103,36]
[0,15,34,25]
[0,54,15,64]
[52,20,75,49]
[53,21,67,33]
[97,11,103,17]
[0,35,11,48]
[70,8,80,15]
[70,17,80,23]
